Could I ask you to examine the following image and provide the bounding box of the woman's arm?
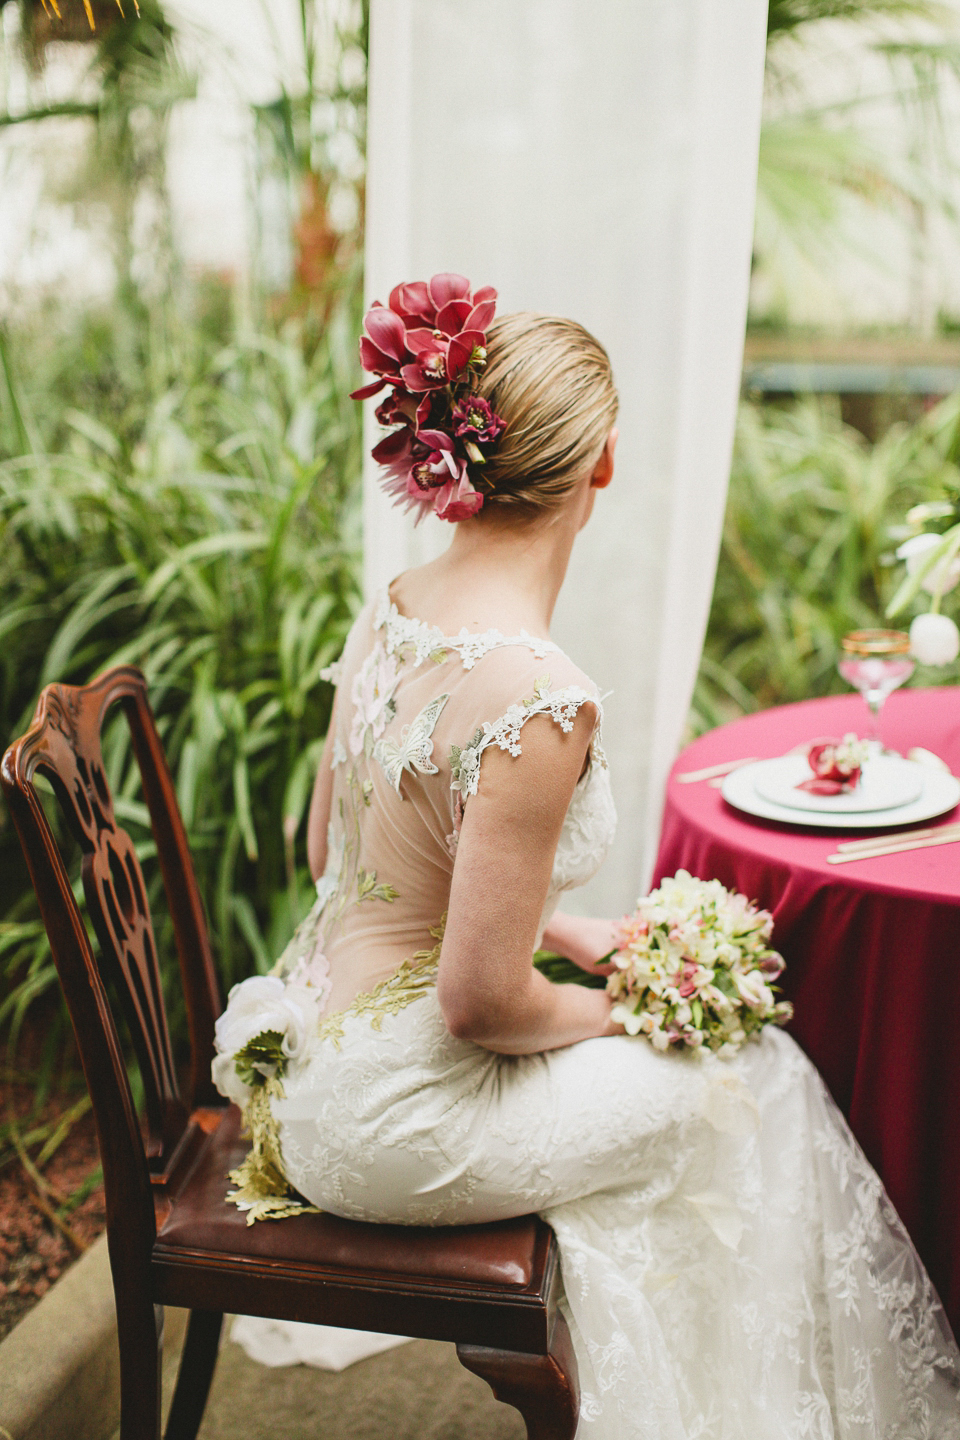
[436,704,622,1055]
[306,728,335,882]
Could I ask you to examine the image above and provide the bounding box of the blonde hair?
[476,312,618,517]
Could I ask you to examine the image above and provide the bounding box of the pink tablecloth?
[653,687,960,1333]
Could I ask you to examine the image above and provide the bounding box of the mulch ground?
[0,1066,105,1343]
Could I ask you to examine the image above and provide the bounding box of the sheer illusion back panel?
[291,595,608,1013]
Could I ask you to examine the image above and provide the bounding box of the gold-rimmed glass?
[837,629,914,745]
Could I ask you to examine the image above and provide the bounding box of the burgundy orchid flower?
[354,273,503,523]
[400,331,451,392]
[388,281,436,326]
[374,387,418,429]
[355,303,409,383]
[451,395,506,445]
[796,735,867,795]
[370,426,427,484]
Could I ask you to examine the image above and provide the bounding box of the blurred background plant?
[692,391,960,735]
[757,0,960,329]
[0,0,367,1139]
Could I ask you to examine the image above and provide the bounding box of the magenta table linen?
[653,687,960,1334]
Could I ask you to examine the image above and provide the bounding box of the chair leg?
[118,1299,164,1440]
[163,1309,224,1440]
[456,1309,579,1440]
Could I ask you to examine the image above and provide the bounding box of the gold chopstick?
[827,827,960,864]
[677,757,759,784]
[835,821,960,853]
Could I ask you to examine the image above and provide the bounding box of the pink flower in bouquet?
[606,872,791,1057]
[797,733,868,796]
[617,914,649,946]
[674,960,700,999]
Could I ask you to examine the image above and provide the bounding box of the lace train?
[264,990,960,1438]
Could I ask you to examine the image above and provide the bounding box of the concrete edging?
[0,1232,185,1440]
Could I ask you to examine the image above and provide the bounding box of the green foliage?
[692,393,960,734]
[767,0,935,38]
[0,284,363,1065]
[756,0,960,320]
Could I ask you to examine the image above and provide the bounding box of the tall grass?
[693,391,960,733]
[0,286,363,1069]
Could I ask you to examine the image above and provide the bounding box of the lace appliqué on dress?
[374,591,560,671]
[450,678,605,799]
[349,642,401,758]
[316,917,446,1051]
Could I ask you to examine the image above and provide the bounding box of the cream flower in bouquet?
[606,871,792,1058]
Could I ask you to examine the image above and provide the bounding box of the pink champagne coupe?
[837,629,914,747]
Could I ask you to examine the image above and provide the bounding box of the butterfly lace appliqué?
[374,694,451,796]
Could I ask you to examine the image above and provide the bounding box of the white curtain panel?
[363,0,768,912]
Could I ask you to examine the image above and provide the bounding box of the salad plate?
[722,756,960,830]
[751,754,923,814]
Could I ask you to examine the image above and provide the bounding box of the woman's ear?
[590,427,618,490]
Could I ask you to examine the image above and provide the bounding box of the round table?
[653,687,960,1334]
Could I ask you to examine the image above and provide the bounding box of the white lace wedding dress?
[215,593,960,1438]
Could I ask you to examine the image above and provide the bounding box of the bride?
[213,275,960,1437]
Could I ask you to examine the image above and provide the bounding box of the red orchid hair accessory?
[350,272,507,523]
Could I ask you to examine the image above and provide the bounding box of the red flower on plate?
[796,734,868,795]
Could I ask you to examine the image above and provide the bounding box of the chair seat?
[151,1106,558,1352]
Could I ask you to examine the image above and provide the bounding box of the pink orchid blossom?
[434,470,485,522]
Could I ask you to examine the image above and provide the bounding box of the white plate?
[752,755,923,814]
[722,758,960,830]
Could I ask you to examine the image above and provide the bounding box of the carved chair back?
[1,667,223,1253]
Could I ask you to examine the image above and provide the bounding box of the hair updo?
[475,312,619,518]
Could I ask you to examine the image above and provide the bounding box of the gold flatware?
[827,824,960,864]
[835,821,960,853]
[677,757,759,784]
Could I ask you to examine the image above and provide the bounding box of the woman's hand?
[541,912,621,977]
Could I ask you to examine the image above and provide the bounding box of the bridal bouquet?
[606,871,792,1057]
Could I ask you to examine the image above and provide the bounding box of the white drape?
[363,0,767,911]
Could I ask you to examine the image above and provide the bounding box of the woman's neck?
[391,490,586,639]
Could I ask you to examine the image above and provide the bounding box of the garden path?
[117,1325,524,1440]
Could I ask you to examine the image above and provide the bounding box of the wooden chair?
[1,667,579,1440]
